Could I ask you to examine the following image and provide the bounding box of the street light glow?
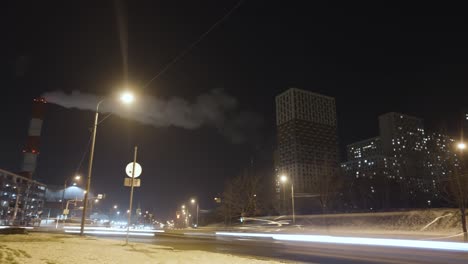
[75,175,81,180]
[120,91,134,104]
[457,142,466,150]
[181,204,186,209]
[113,205,118,209]
[280,175,288,183]
[191,199,196,204]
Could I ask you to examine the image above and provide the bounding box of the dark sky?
[5,1,468,219]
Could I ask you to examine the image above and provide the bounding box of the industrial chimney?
[19,97,47,179]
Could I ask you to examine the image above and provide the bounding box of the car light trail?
[65,230,156,236]
[0,226,34,230]
[63,226,164,233]
[215,232,468,252]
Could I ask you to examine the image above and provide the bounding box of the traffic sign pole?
[126,146,138,245]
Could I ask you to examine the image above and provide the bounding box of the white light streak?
[0,226,34,230]
[65,230,155,236]
[63,226,163,233]
[215,232,468,252]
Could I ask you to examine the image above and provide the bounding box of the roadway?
[125,233,468,264]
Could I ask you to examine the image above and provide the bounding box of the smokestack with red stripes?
[20,97,47,179]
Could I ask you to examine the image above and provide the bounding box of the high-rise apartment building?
[378,113,427,204]
[342,112,458,210]
[462,108,468,140]
[276,88,339,193]
[342,137,400,210]
[346,137,383,161]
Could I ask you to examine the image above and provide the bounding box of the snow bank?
[232,208,465,238]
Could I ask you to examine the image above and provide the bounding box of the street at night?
[122,233,468,264]
[4,0,468,263]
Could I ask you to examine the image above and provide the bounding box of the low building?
[0,168,46,225]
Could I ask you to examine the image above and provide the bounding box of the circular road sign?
[125,162,142,178]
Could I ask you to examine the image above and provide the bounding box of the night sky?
[5,1,468,219]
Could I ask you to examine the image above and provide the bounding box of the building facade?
[346,137,383,161]
[342,112,458,210]
[276,88,339,194]
[0,168,46,225]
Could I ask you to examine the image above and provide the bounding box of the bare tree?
[310,158,344,213]
[220,172,262,225]
[446,167,468,242]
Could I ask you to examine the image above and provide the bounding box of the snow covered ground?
[0,233,284,264]
[205,208,466,242]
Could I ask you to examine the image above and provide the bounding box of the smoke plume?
[43,90,262,143]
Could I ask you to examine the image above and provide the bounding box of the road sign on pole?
[124,178,141,187]
[126,162,142,178]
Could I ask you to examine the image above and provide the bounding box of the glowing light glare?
[75,175,81,180]
[280,175,288,183]
[191,199,196,204]
[457,142,466,150]
[120,91,134,104]
[215,232,468,252]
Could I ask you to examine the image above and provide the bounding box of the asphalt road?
[124,234,468,264]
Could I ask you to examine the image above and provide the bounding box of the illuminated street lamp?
[191,198,199,227]
[120,91,134,104]
[280,175,287,183]
[61,174,82,211]
[113,205,118,209]
[80,91,135,236]
[457,142,466,151]
[280,175,295,224]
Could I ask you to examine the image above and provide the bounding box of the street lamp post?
[191,198,199,227]
[126,146,138,245]
[61,175,81,211]
[280,175,295,224]
[80,91,134,236]
[456,141,468,242]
